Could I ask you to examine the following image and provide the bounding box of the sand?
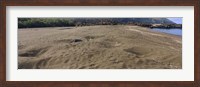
[18,25,182,69]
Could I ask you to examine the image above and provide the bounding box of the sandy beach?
[18,25,182,69]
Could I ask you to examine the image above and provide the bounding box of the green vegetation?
[18,18,75,28]
[18,18,180,28]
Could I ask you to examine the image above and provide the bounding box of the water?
[151,28,182,36]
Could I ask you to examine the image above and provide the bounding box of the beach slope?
[18,25,182,69]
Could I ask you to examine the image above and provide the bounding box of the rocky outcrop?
[150,24,182,29]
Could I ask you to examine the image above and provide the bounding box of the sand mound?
[18,25,182,69]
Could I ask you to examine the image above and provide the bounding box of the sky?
[167,18,182,24]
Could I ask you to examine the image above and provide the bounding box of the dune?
[18,25,182,69]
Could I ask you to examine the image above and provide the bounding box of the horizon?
[167,18,182,24]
